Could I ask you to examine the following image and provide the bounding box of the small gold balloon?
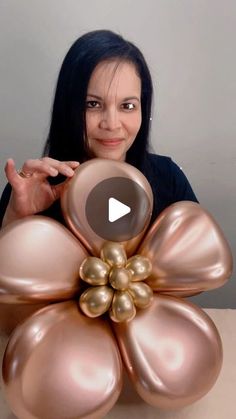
[109,291,136,323]
[79,286,114,318]
[100,242,127,268]
[79,243,154,323]
[109,267,132,291]
[128,282,153,309]
[126,255,152,281]
[79,257,110,285]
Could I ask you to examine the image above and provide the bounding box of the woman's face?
[85,60,142,161]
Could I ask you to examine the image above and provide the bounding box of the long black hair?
[43,30,153,173]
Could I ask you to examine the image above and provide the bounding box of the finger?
[9,158,79,182]
[42,157,80,168]
[4,159,22,189]
[38,158,78,177]
[22,159,59,177]
[41,157,80,171]
[61,161,80,169]
[51,181,68,201]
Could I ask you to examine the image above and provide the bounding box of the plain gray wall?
[0,0,235,307]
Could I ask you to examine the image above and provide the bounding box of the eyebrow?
[86,94,140,102]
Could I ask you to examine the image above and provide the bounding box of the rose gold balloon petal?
[139,202,233,295]
[0,302,48,335]
[3,301,122,419]
[112,295,222,409]
[0,217,88,303]
[61,159,153,256]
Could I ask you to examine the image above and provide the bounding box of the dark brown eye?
[122,103,135,110]
[86,101,100,108]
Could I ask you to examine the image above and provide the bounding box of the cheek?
[86,113,97,136]
[129,113,142,136]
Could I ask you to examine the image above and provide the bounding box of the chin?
[94,151,124,161]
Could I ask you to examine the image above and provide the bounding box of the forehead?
[87,60,141,98]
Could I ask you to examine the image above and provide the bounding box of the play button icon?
[85,176,152,241]
[109,198,131,222]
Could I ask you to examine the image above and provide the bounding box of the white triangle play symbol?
[108,197,131,222]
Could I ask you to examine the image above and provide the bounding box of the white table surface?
[1,309,236,419]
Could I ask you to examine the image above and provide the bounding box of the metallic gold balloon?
[79,285,114,317]
[3,301,122,419]
[112,294,223,409]
[79,257,110,285]
[109,291,136,323]
[0,216,88,304]
[128,282,153,308]
[61,159,153,257]
[138,202,233,296]
[126,255,152,281]
[109,267,132,290]
[101,241,127,267]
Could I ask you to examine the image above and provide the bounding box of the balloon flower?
[0,159,233,419]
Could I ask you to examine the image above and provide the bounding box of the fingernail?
[50,168,58,176]
[65,168,74,176]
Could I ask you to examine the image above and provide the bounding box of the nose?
[99,108,121,131]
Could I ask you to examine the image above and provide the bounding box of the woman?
[0,30,198,228]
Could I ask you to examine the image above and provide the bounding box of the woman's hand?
[2,157,80,227]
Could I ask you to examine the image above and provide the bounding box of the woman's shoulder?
[146,152,175,165]
[145,152,177,176]
[144,151,198,216]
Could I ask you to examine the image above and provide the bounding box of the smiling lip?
[95,139,123,146]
